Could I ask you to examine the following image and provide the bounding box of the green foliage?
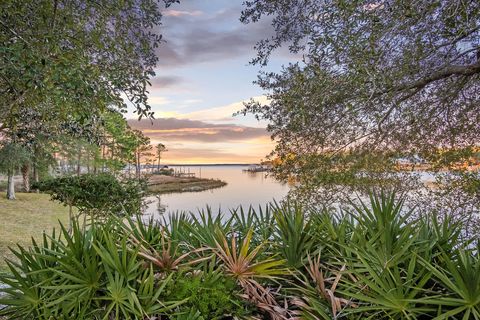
[33,173,145,217]
[272,200,313,268]
[0,220,183,319]
[231,205,275,245]
[240,0,480,213]
[0,142,31,173]
[159,168,174,176]
[1,192,479,319]
[419,248,480,319]
[1,0,178,126]
[166,268,250,319]
[100,111,145,172]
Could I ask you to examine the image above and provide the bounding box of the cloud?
[163,146,265,164]
[151,96,269,122]
[128,118,270,143]
[175,96,269,122]
[163,9,203,17]
[156,5,274,67]
[148,96,171,106]
[166,147,240,159]
[149,76,184,89]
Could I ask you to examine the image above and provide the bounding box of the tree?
[0,0,178,131]
[5,106,61,191]
[99,110,146,174]
[156,143,167,171]
[132,130,153,179]
[0,143,31,200]
[240,1,480,208]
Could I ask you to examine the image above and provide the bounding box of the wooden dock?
[173,167,196,178]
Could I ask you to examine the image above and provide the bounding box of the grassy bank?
[147,175,227,194]
[0,193,68,271]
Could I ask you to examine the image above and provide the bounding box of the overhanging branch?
[385,61,480,94]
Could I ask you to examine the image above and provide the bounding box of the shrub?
[33,173,146,222]
[165,268,251,319]
[158,168,174,176]
[0,220,182,319]
[1,192,479,319]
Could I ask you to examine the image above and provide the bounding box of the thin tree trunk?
[33,163,39,193]
[6,170,15,200]
[135,150,141,180]
[102,145,106,172]
[77,148,81,176]
[86,151,90,173]
[68,204,73,231]
[21,163,30,192]
[33,145,40,193]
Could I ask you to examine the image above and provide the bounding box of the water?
[141,167,448,222]
[143,165,289,220]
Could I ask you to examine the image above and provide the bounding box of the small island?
[147,174,227,194]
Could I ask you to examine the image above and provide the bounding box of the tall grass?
[1,192,478,319]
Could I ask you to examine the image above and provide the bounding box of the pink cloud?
[163,10,203,17]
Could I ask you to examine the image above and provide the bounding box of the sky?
[126,0,292,164]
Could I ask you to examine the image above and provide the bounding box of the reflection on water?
[152,194,167,216]
[143,165,289,220]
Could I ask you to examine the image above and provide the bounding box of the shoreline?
[146,175,227,194]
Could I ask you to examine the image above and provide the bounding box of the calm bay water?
[143,165,289,220]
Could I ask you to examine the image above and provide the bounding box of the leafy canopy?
[0,142,31,173]
[1,0,178,128]
[240,0,480,209]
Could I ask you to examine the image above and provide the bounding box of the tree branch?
[385,61,480,94]
[0,19,30,46]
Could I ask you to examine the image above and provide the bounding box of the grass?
[0,193,68,271]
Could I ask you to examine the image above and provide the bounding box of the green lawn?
[0,193,68,271]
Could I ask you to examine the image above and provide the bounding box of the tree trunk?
[102,145,106,172]
[135,150,141,180]
[76,148,81,176]
[21,163,30,192]
[33,145,40,193]
[68,204,73,231]
[6,170,15,200]
[86,151,90,173]
[33,163,39,193]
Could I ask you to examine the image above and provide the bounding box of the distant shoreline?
[163,163,254,166]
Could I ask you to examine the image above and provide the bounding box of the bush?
[158,168,174,176]
[1,192,479,319]
[165,268,251,319]
[0,220,182,319]
[33,173,146,219]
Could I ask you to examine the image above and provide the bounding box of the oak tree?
[241,0,480,209]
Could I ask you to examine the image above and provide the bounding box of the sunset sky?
[126,0,293,164]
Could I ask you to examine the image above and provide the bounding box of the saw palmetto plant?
[1,192,479,319]
[213,228,290,319]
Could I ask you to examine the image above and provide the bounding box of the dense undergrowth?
[0,193,479,319]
